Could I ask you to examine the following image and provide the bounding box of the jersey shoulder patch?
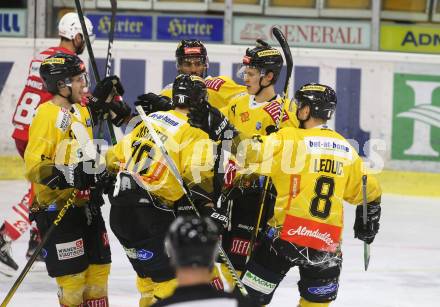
[205,77,226,92]
[263,101,289,123]
[55,107,72,132]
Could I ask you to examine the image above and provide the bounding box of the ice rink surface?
[0,180,439,306]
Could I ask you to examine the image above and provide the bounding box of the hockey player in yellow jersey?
[139,39,246,113]
[105,74,228,306]
[187,83,382,306]
[218,40,300,288]
[24,53,129,306]
[137,39,245,292]
[225,40,298,132]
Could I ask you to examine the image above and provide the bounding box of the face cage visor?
[61,71,90,92]
[236,64,266,80]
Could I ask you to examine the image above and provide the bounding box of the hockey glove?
[42,161,97,190]
[108,97,131,127]
[89,75,124,106]
[354,199,381,244]
[188,101,237,142]
[88,76,130,126]
[94,169,117,195]
[134,93,174,115]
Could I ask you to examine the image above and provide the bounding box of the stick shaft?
[362,175,370,271]
[1,191,78,306]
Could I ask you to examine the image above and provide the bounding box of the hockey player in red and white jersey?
[0,12,95,276]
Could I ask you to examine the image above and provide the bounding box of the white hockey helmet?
[58,12,95,43]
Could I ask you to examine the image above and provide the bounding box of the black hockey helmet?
[295,83,337,120]
[172,74,207,108]
[165,216,219,269]
[242,40,283,84]
[175,39,208,67]
[40,53,87,95]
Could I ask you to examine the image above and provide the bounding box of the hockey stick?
[74,0,117,146]
[246,27,294,263]
[105,0,116,78]
[362,175,370,271]
[135,106,249,297]
[98,0,117,139]
[272,27,293,128]
[74,0,99,82]
[97,0,117,141]
[1,190,78,307]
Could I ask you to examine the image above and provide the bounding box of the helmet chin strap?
[255,76,271,97]
[58,86,76,104]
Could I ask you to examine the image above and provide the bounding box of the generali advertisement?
[233,16,371,49]
[0,39,439,173]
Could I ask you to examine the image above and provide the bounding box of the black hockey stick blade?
[272,27,293,97]
[272,27,293,128]
[362,175,370,271]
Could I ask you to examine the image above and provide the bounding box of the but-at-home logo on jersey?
[392,74,440,161]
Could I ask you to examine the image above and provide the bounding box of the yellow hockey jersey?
[160,75,246,110]
[226,93,299,135]
[223,94,299,175]
[106,110,215,205]
[24,102,94,209]
[233,125,381,252]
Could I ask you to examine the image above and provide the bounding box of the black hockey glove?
[42,161,97,190]
[94,169,117,195]
[188,101,237,142]
[89,75,124,107]
[88,75,130,126]
[108,97,131,127]
[354,199,381,244]
[134,93,174,115]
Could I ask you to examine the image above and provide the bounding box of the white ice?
[0,180,439,306]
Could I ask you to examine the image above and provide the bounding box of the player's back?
[108,110,214,204]
[263,126,380,252]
